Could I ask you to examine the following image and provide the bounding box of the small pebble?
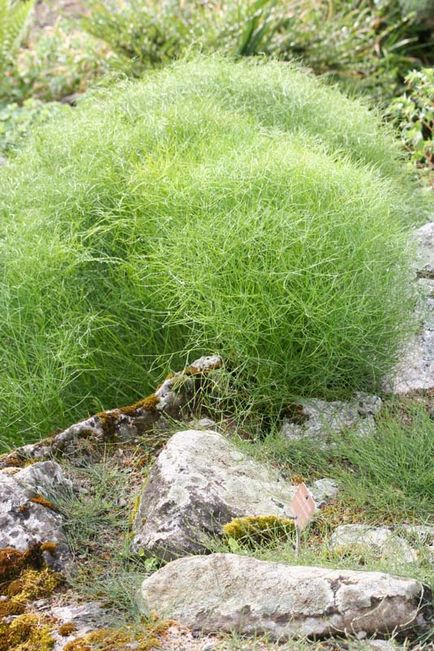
[201,642,217,651]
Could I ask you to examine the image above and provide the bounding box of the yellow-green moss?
[6,568,62,603]
[223,515,295,548]
[95,411,119,439]
[59,622,77,636]
[0,546,45,582]
[29,495,59,512]
[121,394,160,416]
[63,620,171,651]
[40,541,58,555]
[0,452,26,468]
[0,613,55,651]
[129,493,142,528]
[0,546,62,633]
[0,599,25,618]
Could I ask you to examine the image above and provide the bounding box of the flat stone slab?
[139,553,433,640]
[132,430,297,560]
[329,525,418,563]
[281,394,381,442]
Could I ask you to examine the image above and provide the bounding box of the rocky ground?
[0,222,433,650]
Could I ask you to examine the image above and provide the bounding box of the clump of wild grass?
[0,58,419,445]
[54,462,150,621]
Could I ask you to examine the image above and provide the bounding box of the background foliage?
[388,67,434,187]
[0,0,34,71]
[82,0,434,102]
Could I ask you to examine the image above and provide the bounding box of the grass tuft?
[54,461,153,622]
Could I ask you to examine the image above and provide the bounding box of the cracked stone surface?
[329,525,418,563]
[139,553,433,640]
[281,394,382,442]
[0,461,71,569]
[132,430,297,560]
[385,221,434,393]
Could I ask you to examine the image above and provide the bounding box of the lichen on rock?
[281,394,382,442]
[0,461,71,571]
[62,620,171,651]
[0,355,222,469]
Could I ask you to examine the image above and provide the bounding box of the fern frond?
[0,0,35,70]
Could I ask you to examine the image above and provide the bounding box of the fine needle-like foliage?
[0,57,419,446]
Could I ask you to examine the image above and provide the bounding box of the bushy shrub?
[272,0,434,102]
[82,0,281,72]
[388,68,434,188]
[0,59,417,445]
[399,0,434,21]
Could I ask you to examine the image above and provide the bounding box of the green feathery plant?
[0,0,34,71]
[0,58,422,446]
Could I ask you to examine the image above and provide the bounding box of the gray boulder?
[132,430,297,560]
[329,525,417,563]
[139,553,432,639]
[281,394,381,442]
[310,478,339,507]
[0,461,71,569]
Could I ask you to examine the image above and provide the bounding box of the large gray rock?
[139,553,432,639]
[0,461,71,569]
[310,478,339,507]
[132,430,297,560]
[400,524,434,545]
[386,222,434,394]
[329,525,418,563]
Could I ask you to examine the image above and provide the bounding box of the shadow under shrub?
[0,58,417,445]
